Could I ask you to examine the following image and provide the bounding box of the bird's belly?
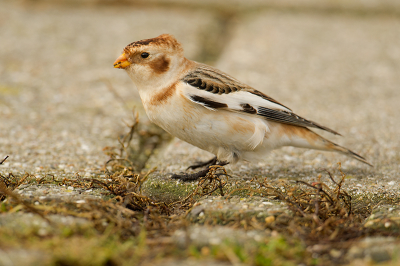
[144,98,265,161]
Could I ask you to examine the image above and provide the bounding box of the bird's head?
[114,34,185,89]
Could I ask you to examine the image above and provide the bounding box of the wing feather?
[182,64,340,136]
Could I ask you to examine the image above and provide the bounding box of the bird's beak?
[113,53,131,69]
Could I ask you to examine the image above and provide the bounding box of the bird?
[114,34,371,180]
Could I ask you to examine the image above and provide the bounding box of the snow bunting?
[114,34,371,180]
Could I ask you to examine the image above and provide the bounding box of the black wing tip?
[257,107,341,136]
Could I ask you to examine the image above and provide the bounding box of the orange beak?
[113,53,131,69]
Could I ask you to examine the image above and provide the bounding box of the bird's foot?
[172,160,229,182]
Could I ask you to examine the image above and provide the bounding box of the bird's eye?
[141,52,149,58]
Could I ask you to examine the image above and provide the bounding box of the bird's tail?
[280,125,372,166]
[326,141,372,166]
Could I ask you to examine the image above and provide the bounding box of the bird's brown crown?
[123,34,183,54]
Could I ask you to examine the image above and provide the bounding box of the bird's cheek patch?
[149,55,170,74]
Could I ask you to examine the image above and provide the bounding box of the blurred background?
[1,0,399,177]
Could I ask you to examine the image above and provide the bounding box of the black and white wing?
[181,63,341,136]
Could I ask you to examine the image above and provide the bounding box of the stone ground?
[1,0,400,265]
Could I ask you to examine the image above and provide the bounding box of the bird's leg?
[172,160,229,181]
[186,156,218,170]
